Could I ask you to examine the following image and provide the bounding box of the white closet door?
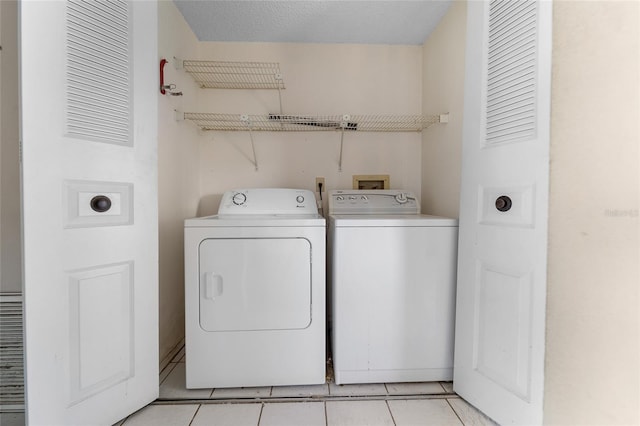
[20,1,158,424]
[454,0,552,424]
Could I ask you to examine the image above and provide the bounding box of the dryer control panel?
[218,188,318,216]
[328,189,420,215]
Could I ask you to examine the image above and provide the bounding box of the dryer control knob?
[232,192,247,205]
[296,195,305,203]
[395,193,408,204]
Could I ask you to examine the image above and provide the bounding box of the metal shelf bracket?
[241,114,259,171]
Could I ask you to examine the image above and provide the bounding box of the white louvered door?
[20,1,158,424]
[453,0,551,424]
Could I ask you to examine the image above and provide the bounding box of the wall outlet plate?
[315,177,325,193]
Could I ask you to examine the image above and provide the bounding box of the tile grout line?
[160,341,185,372]
[256,402,264,426]
[324,401,328,426]
[187,404,202,426]
[155,391,457,405]
[159,361,179,386]
[445,398,466,426]
[385,399,397,426]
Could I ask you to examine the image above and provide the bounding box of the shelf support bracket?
[338,115,350,172]
[275,73,284,115]
[241,115,259,171]
[338,129,345,172]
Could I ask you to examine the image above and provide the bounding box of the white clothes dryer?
[328,189,458,385]
[184,188,326,389]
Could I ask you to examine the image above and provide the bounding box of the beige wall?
[157,0,202,362]
[421,1,466,218]
[545,1,640,424]
[0,0,22,294]
[195,42,424,215]
[156,5,425,361]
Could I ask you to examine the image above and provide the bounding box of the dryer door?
[199,237,312,331]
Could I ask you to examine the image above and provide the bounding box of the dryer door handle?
[203,272,224,300]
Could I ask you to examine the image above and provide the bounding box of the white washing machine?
[328,189,458,385]
[184,188,326,389]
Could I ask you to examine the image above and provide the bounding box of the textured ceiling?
[173,1,452,45]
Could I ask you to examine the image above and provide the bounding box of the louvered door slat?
[489,0,520,23]
[67,82,130,105]
[488,64,536,99]
[489,2,536,39]
[67,46,129,75]
[487,102,535,122]
[488,70,535,97]
[85,0,128,21]
[66,0,131,145]
[488,25,536,64]
[70,2,128,35]
[67,101,130,122]
[68,1,128,41]
[67,25,128,57]
[0,295,24,409]
[488,82,535,106]
[67,65,129,92]
[485,0,538,146]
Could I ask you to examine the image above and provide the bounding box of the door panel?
[20,1,158,424]
[474,261,532,401]
[454,0,551,424]
[68,262,134,405]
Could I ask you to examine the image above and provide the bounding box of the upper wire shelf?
[180,60,285,90]
[179,113,446,132]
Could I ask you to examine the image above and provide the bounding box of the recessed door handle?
[203,272,223,300]
[90,195,112,213]
[495,195,512,212]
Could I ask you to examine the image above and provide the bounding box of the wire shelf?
[182,113,443,132]
[182,60,285,90]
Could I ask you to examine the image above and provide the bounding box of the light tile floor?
[113,347,498,426]
[0,348,497,426]
[119,398,496,426]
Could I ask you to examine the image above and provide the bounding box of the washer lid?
[331,214,458,227]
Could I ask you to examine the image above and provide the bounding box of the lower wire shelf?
[177,112,447,132]
[175,111,449,171]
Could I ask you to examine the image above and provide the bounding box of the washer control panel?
[218,188,318,215]
[329,190,420,215]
